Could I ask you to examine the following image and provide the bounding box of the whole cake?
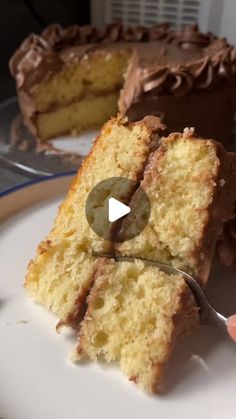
[25,115,236,392]
[10,23,236,143]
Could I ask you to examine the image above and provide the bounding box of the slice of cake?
[117,129,236,286]
[25,115,163,326]
[75,258,198,393]
[24,115,236,393]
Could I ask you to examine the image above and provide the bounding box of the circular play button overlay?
[85,177,150,242]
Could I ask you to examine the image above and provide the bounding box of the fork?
[149,261,228,333]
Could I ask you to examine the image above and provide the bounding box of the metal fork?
[150,261,228,333]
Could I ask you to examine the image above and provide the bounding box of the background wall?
[220,0,236,44]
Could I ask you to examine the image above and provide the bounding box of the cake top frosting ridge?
[10,23,236,97]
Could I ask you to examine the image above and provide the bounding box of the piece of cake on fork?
[75,258,198,393]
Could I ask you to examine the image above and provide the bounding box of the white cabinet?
[91,0,236,44]
[91,0,218,31]
[220,0,236,44]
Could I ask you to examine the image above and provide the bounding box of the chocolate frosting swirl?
[10,22,236,99]
[138,25,236,98]
[176,23,214,50]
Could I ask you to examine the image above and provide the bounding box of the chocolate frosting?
[217,217,236,266]
[10,22,236,101]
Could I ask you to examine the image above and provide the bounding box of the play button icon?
[85,177,150,242]
[108,198,131,223]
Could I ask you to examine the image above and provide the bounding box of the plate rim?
[0,171,76,199]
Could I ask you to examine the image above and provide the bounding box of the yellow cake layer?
[117,131,220,281]
[37,92,119,140]
[34,49,131,113]
[26,247,95,324]
[25,116,161,324]
[76,258,198,393]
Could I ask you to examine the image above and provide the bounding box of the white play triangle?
[108,197,131,223]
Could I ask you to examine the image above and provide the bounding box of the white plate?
[1,175,236,419]
[51,131,98,156]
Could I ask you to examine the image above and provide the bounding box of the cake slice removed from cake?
[25,115,164,326]
[117,129,236,286]
[75,258,198,393]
